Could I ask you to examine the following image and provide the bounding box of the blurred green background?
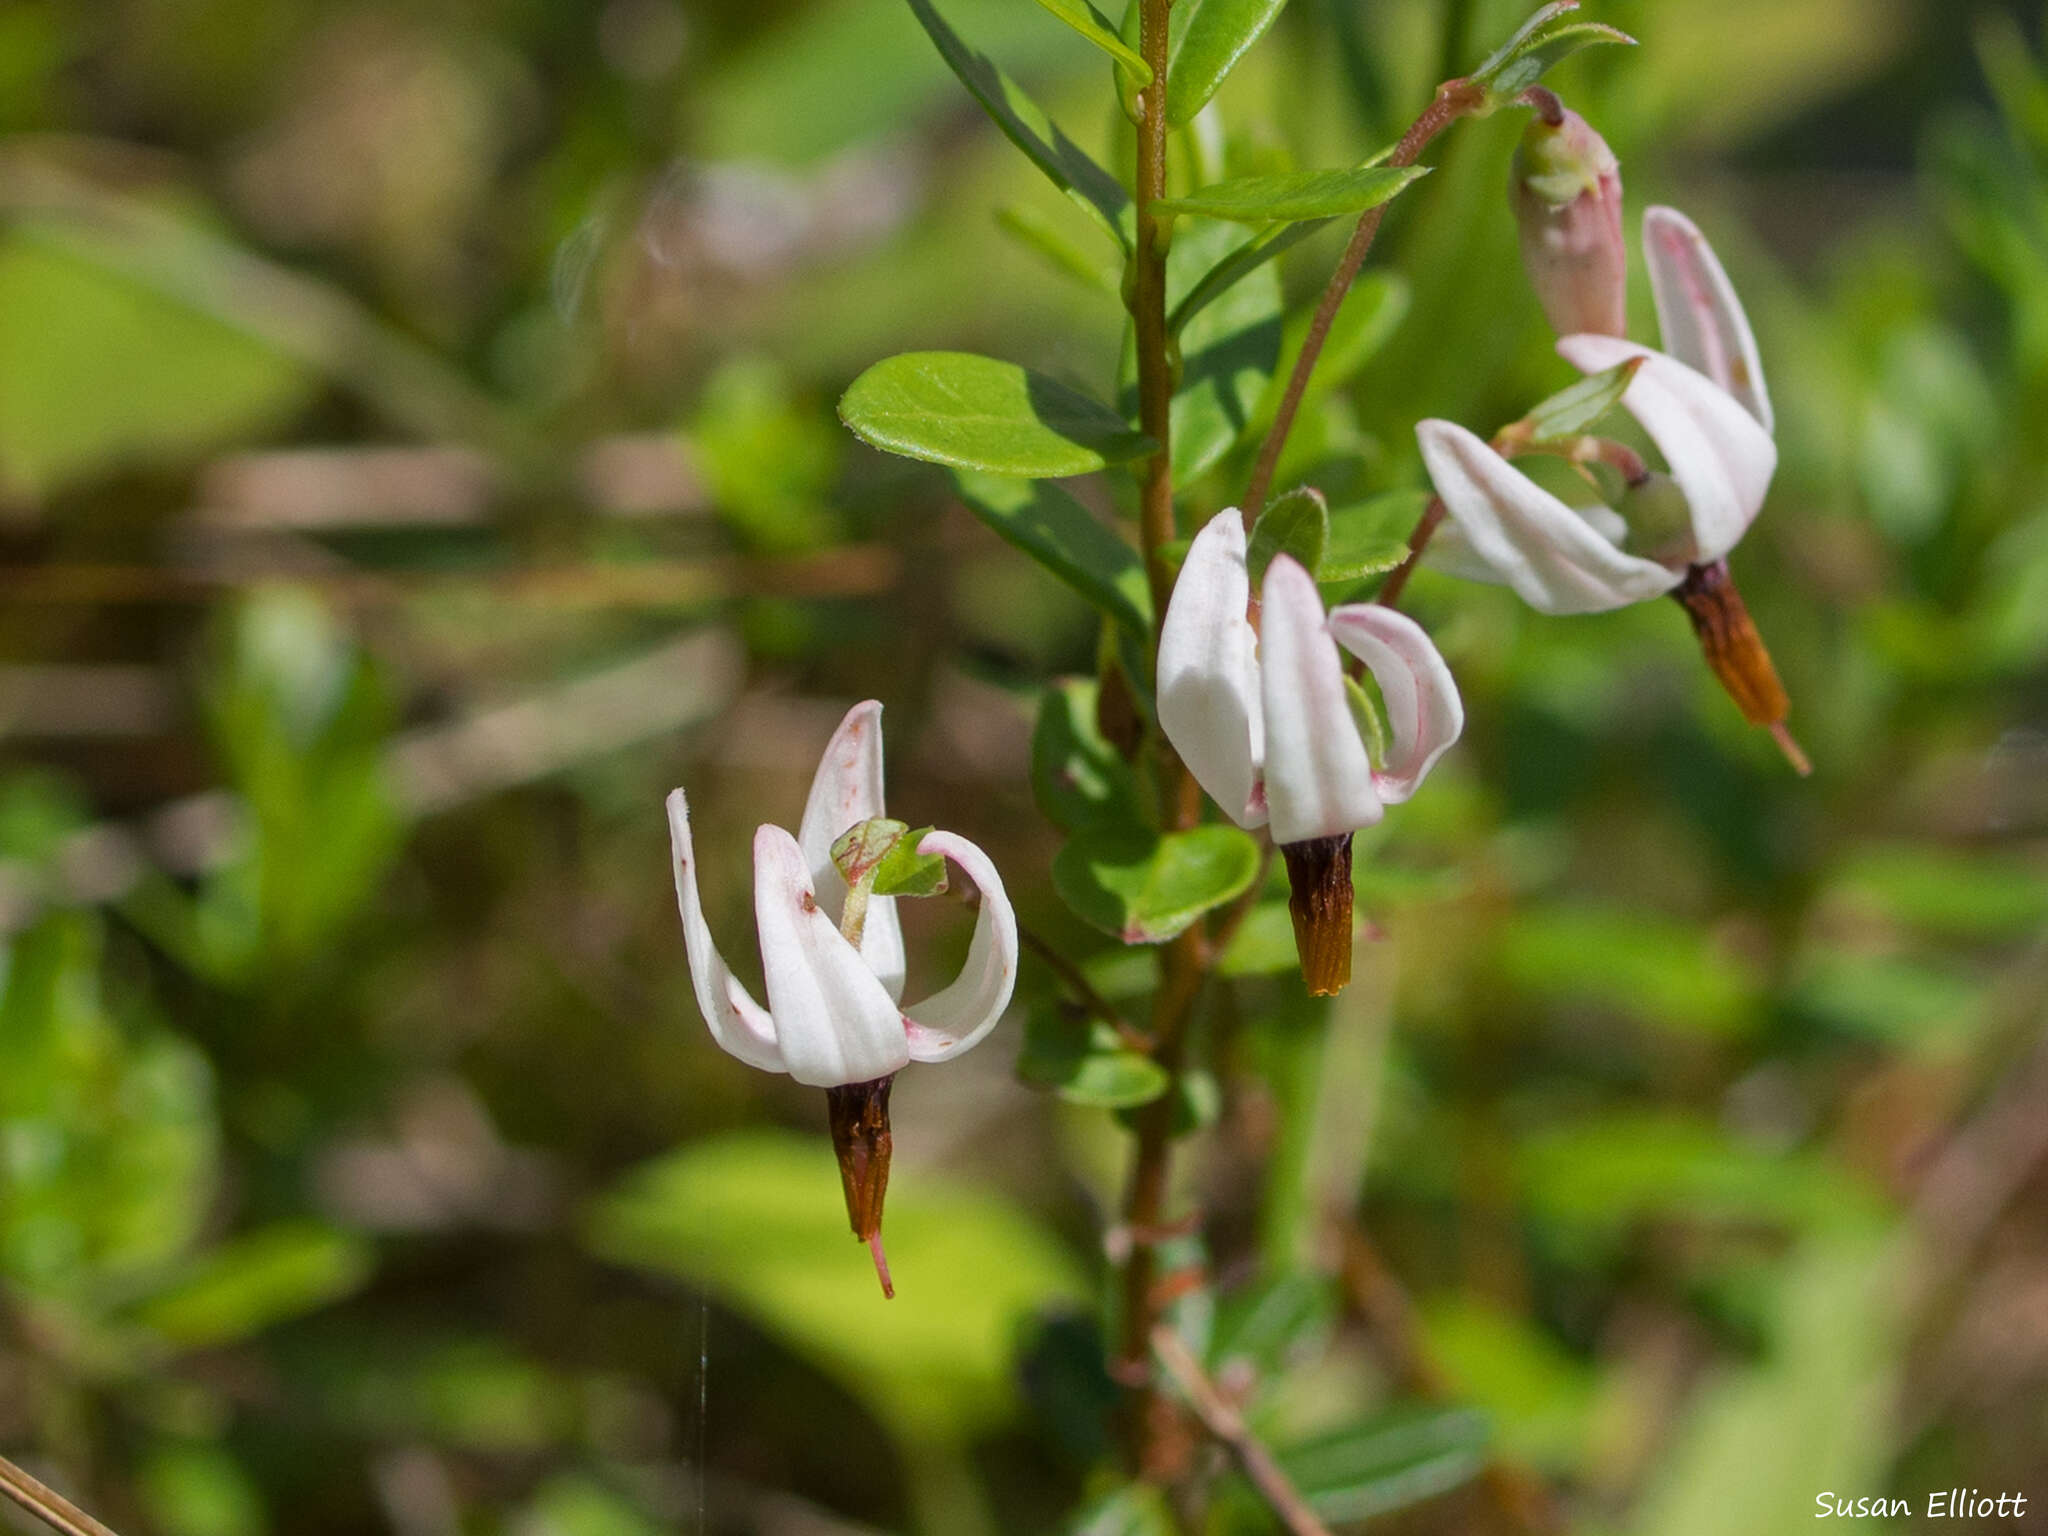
[2,0,2046,1532]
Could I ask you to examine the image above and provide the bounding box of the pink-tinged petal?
[903,831,1018,1064]
[1259,555,1382,845]
[1642,205,1772,433]
[1325,606,1463,804]
[752,824,909,1088]
[1158,509,1267,828]
[1416,420,1682,615]
[1557,336,1777,565]
[796,699,906,1001]
[666,790,784,1073]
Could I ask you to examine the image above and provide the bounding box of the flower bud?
[1512,107,1627,340]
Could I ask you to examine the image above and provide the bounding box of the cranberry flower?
[1158,510,1463,993]
[666,700,1018,1294]
[1417,207,1805,769]
[1417,207,1776,614]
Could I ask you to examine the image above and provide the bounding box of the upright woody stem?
[1119,0,1213,1481]
[1131,0,1177,624]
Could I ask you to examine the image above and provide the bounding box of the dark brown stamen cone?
[1281,834,1355,996]
[826,1076,896,1298]
[1672,561,1811,775]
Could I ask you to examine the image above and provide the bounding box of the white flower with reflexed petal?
[1418,205,1776,617]
[665,700,1018,1294]
[1417,205,1808,773]
[1158,510,1463,992]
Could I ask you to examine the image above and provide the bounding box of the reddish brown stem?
[1372,495,1445,611]
[1131,0,1177,628]
[1116,0,1214,1483]
[1242,80,1483,523]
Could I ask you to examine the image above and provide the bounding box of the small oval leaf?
[1052,825,1262,944]
[1032,0,1153,81]
[1248,485,1329,584]
[1154,164,1430,224]
[1164,0,1291,127]
[841,352,1154,476]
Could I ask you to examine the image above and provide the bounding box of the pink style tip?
[868,1233,895,1299]
[1770,721,1812,778]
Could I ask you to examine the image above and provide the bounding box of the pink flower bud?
[1512,107,1627,339]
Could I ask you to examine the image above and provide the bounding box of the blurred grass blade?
[904,0,1136,250]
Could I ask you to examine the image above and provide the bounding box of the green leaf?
[993,204,1120,294]
[1420,1295,1597,1468]
[841,351,1153,476]
[1247,485,1328,583]
[586,1132,1086,1444]
[0,232,313,498]
[129,1222,374,1350]
[1831,842,2048,941]
[1274,1407,1491,1523]
[905,0,1136,249]
[1031,679,1146,836]
[1471,4,1635,107]
[1516,357,1644,443]
[1017,1004,1171,1107]
[1052,825,1261,943]
[1244,272,1410,444]
[1066,1484,1176,1536]
[1154,164,1429,223]
[138,1441,266,1536]
[691,356,841,554]
[1169,218,1323,335]
[954,471,1152,636]
[1163,0,1291,127]
[1216,901,1298,976]
[1631,1239,1903,1536]
[1323,489,1428,584]
[1498,905,1762,1039]
[1031,0,1151,80]
[1516,1113,1890,1257]
[1132,218,1283,482]
[1207,1273,1338,1374]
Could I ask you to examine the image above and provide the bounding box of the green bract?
[1518,356,1643,442]
[1469,1,1635,110]
[1247,485,1329,583]
[839,351,1154,476]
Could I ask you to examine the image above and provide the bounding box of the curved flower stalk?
[1159,510,1463,994]
[1419,202,1808,772]
[666,700,1019,1295]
